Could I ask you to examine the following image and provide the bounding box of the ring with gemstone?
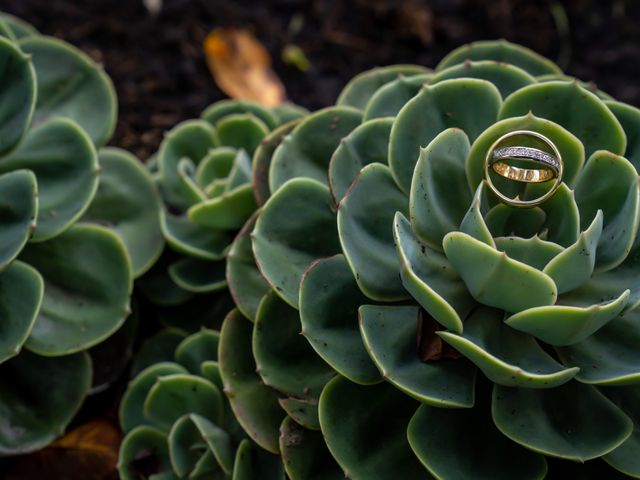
[484,130,563,208]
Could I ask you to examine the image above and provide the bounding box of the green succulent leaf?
[394,212,474,333]
[227,213,270,322]
[499,81,626,158]
[130,328,187,376]
[485,203,547,240]
[493,236,563,271]
[177,157,206,205]
[360,304,477,407]
[410,128,472,250]
[21,224,132,355]
[144,373,224,430]
[82,147,164,277]
[606,100,640,170]
[174,329,219,374]
[202,99,278,130]
[279,416,343,480]
[492,381,633,461]
[0,350,91,455]
[602,385,640,477]
[270,103,309,125]
[231,439,285,480]
[0,13,39,39]
[269,106,362,192]
[252,178,340,308]
[219,310,284,453]
[390,78,501,193]
[160,210,231,260]
[430,60,536,99]
[20,36,116,146]
[253,291,334,399]
[338,163,409,301]
[574,150,640,272]
[118,426,173,480]
[0,36,35,155]
[299,254,381,385]
[438,307,578,388]
[319,376,426,479]
[213,113,269,156]
[188,183,257,230]
[195,147,235,187]
[328,117,393,202]
[408,395,547,480]
[443,231,558,313]
[2,118,99,242]
[168,257,226,293]
[537,183,581,247]
[278,398,320,431]
[119,361,188,432]
[363,73,431,120]
[336,64,429,109]
[0,170,36,268]
[459,183,494,246]
[0,260,42,363]
[436,39,562,76]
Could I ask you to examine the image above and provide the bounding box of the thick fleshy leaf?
[602,386,640,477]
[390,78,501,193]
[360,305,476,406]
[430,60,536,98]
[168,257,226,293]
[82,147,164,277]
[269,107,362,192]
[556,310,640,385]
[279,416,343,480]
[492,382,633,461]
[443,231,557,313]
[574,150,640,272]
[271,103,309,125]
[319,376,426,479]
[21,224,132,355]
[338,163,409,301]
[0,351,91,455]
[1,118,99,241]
[219,310,284,453]
[119,362,188,432]
[436,39,562,76]
[299,254,380,385]
[0,261,42,362]
[328,117,393,202]
[188,183,257,230]
[201,99,278,130]
[160,210,231,260]
[537,183,581,247]
[227,214,270,322]
[130,329,187,376]
[195,147,235,187]
[143,374,224,430]
[253,291,334,399]
[176,157,206,205]
[394,212,474,333]
[363,73,431,120]
[466,114,585,192]
[493,236,563,271]
[336,64,429,109]
[278,398,320,430]
[408,395,547,480]
[543,211,603,293]
[252,119,299,206]
[438,307,578,388]
[500,81,626,158]
[459,183,494,246]
[506,290,629,346]
[606,100,640,170]
[0,36,35,155]
[118,426,173,480]
[252,178,340,308]
[0,13,39,39]
[174,329,219,374]
[410,128,472,250]
[485,203,547,240]
[213,113,269,156]
[20,36,116,146]
[0,170,36,268]
[231,439,285,480]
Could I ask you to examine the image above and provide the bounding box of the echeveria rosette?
[220,41,640,479]
[0,19,139,455]
[118,326,284,479]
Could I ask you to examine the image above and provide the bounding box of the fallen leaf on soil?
[204,28,286,107]
[4,419,121,480]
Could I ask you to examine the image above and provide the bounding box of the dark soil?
[3,0,640,160]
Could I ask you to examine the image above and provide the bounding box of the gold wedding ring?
[484,130,563,208]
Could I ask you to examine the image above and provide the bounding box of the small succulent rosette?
[216,41,640,479]
[0,13,163,455]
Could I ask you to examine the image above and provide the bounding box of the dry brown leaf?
[417,309,461,362]
[4,419,121,480]
[204,28,286,107]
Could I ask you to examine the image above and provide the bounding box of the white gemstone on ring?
[492,146,560,172]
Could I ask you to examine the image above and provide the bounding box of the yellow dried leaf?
[204,28,286,107]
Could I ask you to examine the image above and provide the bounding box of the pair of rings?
[484,130,563,208]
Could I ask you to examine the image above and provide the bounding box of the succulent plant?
[118,327,285,479]
[211,41,640,479]
[0,15,161,454]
